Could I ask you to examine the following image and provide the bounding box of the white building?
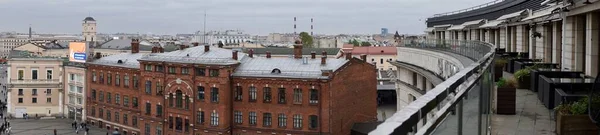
[192,30,253,45]
[82,17,97,42]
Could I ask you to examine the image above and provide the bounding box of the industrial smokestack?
[294,17,297,35]
[311,18,313,36]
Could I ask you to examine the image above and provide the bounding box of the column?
[512,26,518,52]
[517,25,524,52]
[496,29,501,48]
[544,23,554,63]
[575,15,586,72]
[505,26,511,51]
[563,16,575,71]
[553,21,563,65]
[536,24,545,60]
[585,12,599,76]
[59,91,63,117]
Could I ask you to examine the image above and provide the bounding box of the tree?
[299,32,314,48]
[351,39,360,47]
[361,41,372,46]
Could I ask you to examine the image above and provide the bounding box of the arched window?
[169,93,174,107]
[176,90,183,108]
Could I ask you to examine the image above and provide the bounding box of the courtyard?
[8,118,114,135]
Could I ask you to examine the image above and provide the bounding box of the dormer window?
[271,68,281,74]
[117,60,123,64]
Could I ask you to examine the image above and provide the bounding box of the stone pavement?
[9,119,111,135]
[491,72,556,135]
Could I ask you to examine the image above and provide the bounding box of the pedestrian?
[85,127,89,134]
[54,129,57,135]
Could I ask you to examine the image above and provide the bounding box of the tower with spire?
[82,17,97,42]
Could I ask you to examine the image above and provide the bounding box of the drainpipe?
[229,70,234,135]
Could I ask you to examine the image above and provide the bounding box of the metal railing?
[370,39,495,135]
[430,0,505,18]
[11,79,60,84]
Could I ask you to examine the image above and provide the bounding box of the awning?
[462,19,486,27]
[447,25,466,31]
[522,5,562,21]
[479,20,506,28]
[433,24,452,30]
[496,10,529,20]
[424,27,435,32]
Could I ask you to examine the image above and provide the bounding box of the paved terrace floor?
[491,72,556,135]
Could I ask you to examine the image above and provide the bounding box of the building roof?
[245,48,340,55]
[83,17,95,21]
[233,57,348,79]
[89,53,146,69]
[139,45,245,65]
[348,47,397,55]
[96,39,155,51]
[8,50,64,60]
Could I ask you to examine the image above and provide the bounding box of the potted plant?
[555,97,599,135]
[494,58,508,82]
[496,77,518,115]
[514,68,531,89]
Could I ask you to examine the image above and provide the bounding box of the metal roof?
[447,25,466,31]
[522,4,562,21]
[246,48,340,55]
[496,9,529,20]
[479,20,506,28]
[139,45,244,65]
[233,57,348,79]
[89,53,146,69]
[83,17,95,21]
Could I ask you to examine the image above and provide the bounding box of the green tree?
[361,41,372,46]
[299,32,314,48]
[351,39,360,47]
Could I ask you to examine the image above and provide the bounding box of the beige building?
[342,46,398,70]
[64,62,86,121]
[7,50,64,118]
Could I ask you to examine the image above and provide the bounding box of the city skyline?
[0,0,483,35]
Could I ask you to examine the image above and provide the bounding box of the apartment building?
[64,62,87,121]
[6,50,64,118]
[85,39,377,135]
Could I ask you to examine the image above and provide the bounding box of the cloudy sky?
[0,0,484,35]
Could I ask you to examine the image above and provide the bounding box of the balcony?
[11,79,60,84]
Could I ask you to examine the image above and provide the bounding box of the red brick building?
[86,39,377,135]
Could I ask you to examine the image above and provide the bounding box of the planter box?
[496,87,516,115]
[556,112,599,135]
[518,76,531,90]
[494,65,503,82]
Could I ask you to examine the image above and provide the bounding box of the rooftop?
[233,56,348,79]
[89,53,146,68]
[139,45,244,65]
[83,17,95,21]
[245,48,340,55]
[345,46,397,55]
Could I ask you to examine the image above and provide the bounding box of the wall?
[7,58,63,117]
[64,65,86,121]
[396,47,464,76]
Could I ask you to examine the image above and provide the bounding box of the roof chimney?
[293,41,303,59]
[95,52,102,59]
[266,51,271,58]
[204,45,210,52]
[151,46,159,53]
[232,51,238,60]
[192,42,199,47]
[158,47,164,53]
[179,45,186,50]
[131,39,140,53]
[248,49,254,58]
[360,54,367,62]
[345,52,352,60]
[321,51,327,65]
[310,51,316,59]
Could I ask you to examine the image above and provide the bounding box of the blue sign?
[74,53,87,60]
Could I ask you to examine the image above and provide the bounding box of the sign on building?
[69,42,88,63]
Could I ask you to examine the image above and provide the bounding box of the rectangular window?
[412,72,417,86]
[145,81,152,94]
[156,82,163,95]
[92,72,96,82]
[115,112,120,122]
[18,89,23,95]
[176,117,183,131]
[197,86,205,100]
[211,87,219,103]
[263,113,272,127]
[249,86,257,102]
[197,111,204,124]
[70,73,75,81]
[145,65,152,71]
[123,114,128,125]
[211,112,219,126]
[32,89,37,95]
[99,91,104,102]
[181,67,189,74]
[264,87,271,102]
[77,87,82,93]
[309,115,318,129]
[18,98,23,103]
[133,76,139,89]
[91,107,96,117]
[156,104,163,117]
[195,68,205,76]
[107,73,112,85]
[115,74,120,86]
[32,98,37,103]
[278,88,286,104]
[156,125,162,135]
[70,85,76,93]
[99,109,103,118]
[92,90,96,100]
[107,92,111,103]
[234,86,242,101]
[18,70,23,80]
[145,123,151,135]
[249,112,257,125]
[293,88,302,104]
[278,114,287,127]
[234,111,242,124]
[124,96,129,107]
[77,97,82,104]
[156,65,164,72]
[168,116,173,129]
[99,72,104,84]
[46,69,52,79]
[31,69,38,80]
[168,67,176,74]
[115,94,120,104]
[145,102,151,115]
[132,116,138,127]
[69,96,75,104]
[106,111,111,121]
[124,75,130,87]
[209,69,219,77]
[47,98,51,103]
[185,119,190,132]
[293,114,303,129]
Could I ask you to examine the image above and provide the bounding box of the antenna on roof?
[203,10,207,45]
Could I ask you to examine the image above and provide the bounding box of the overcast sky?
[0,0,486,35]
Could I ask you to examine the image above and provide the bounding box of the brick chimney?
[345,52,352,60]
[179,45,186,50]
[232,51,238,60]
[192,42,199,47]
[248,49,254,58]
[293,44,303,59]
[131,39,140,53]
[266,51,271,58]
[360,54,367,62]
[321,51,327,65]
[310,51,316,59]
[204,45,210,52]
[151,46,158,53]
[158,47,164,53]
